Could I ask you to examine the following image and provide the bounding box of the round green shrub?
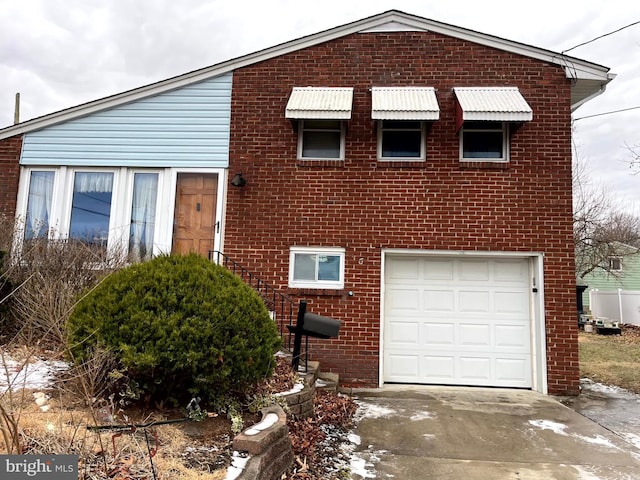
[67,254,281,404]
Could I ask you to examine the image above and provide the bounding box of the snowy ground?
[0,351,69,393]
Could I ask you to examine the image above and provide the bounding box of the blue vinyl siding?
[21,73,232,168]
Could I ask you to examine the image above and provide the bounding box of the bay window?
[18,167,161,261]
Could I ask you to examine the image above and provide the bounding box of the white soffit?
[371,87,440,120]
[285,87,354,119]
[454,87,533,122]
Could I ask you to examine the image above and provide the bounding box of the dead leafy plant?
[6,235,125,350]
[286,390,357,479]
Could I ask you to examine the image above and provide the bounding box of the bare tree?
[573,152,640,279]
[626,143,640,175]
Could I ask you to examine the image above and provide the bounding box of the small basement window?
[460,121,508,161]
[289,247,345,289]
[299,120,345,160]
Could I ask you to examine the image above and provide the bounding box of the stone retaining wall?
[227,361,322,479]
[280,360,318,418]
[230,405,293,480]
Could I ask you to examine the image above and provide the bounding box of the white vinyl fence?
[589,289,640,326]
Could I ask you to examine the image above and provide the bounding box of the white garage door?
[383,256,532,388]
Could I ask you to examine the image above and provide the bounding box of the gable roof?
[0,9,613,141]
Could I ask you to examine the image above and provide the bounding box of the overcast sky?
[1,0,639,210]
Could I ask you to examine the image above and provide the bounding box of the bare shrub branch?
[573,151,640,279]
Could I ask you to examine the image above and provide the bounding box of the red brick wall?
[0,135,22,217]
[226,31,578,395]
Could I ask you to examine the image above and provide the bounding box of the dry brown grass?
[579,325,640,394]
[1,390,234,479]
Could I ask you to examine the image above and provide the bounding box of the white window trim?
[297,120,346,160]
[15,166,167,260]
[459,122,509,162]
[289,246,345,289]
[377,121,426,161]
[59,168,121,249]
[608,256,622,272]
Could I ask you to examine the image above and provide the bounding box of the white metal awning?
[453,87,533,122]
[285,87,354,119]
[371,87,440,120]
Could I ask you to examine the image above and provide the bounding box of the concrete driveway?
[348,386,640,479]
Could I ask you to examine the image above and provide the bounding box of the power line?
[562,19,640,53]
[573,105,640,121]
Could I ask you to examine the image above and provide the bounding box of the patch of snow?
[184,445,219,453]
[225,451,250,480]
[572,434,621,450]
[348,433,361,445]
[0,356,70,392]
[349,455,378,479]
[423,433,436,440]
[620,433,640,449]
[354,400,397,421]
[573,465,638,480]
[529,420,622,450]
[274,382,304,397]
[243,412,279,436]
[528,420,568,436]
[580,378,637,399]
[410,410,433,421]
[571,465,603,480]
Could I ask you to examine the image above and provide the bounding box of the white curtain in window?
[26,171,54,238]
[74,172,113,193]
[130,173,158,260]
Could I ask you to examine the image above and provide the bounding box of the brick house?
[0,11,613,395]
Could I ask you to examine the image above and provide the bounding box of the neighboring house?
[581,243,640,309]
[0,11,613,395]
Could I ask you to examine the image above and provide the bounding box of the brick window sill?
[287,288,346,297]
[376,160,427,169]
[459,161,509,170]
[296,159,345,168]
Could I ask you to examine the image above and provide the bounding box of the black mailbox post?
[287,300,341,371]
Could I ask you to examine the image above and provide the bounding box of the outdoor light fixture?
[230,172,247,187]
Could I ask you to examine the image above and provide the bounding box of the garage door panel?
[459,357,491,380]
[422,356,455,379]
[384,256,533,388]
[494,290,529,313]
[388,257,420,279]
[423,258,454,280]
[424,323,455,345]
[494,259,529,282]
[459,259,490,281]
[495,325,530,350]
[424,289,454,311]
[495,357,530,384]
[388,321,420,344]
[459,290,490,312]
[387,287,420,311]
[387,354,419,378]
[459,323,490,346]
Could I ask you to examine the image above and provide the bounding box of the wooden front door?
[172,173,218,257]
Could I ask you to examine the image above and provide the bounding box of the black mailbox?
[302,313,341,338]
[288,300,342,370]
